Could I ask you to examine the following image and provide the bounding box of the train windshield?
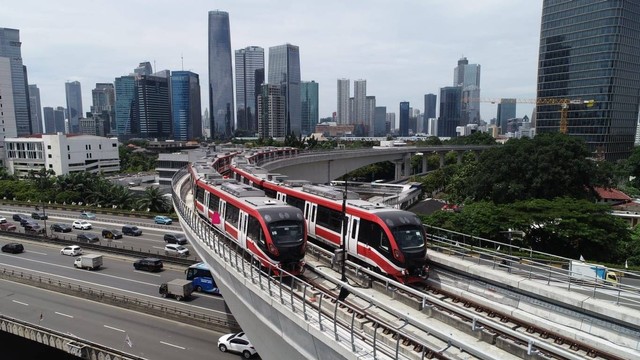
[268,220,304,245]
[391,225,425,250]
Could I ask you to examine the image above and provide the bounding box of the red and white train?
[188,163,307,275]
[229,156,429,284]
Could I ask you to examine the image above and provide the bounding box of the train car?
[230,159,428,284]
[188,164,306,275]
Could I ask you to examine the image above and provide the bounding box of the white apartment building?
[4,133,120,178]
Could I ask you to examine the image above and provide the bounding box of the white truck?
[159,279,193,301]
[569,260,618,285]
[74,254,103,270]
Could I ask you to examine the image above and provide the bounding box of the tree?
[136,187,171,213]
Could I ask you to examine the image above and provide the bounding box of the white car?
[0,216,6,223]
[164,244,190,257]
[60,245,83,256]
[72,220,92,230]
[217,332,257,358]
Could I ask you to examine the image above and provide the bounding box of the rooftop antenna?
[181,53,184,71]
[153,60,156,73]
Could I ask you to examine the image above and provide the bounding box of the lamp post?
[41,199,48,237]
[338,177,349,301]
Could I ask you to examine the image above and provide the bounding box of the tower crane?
[463,97,596,134]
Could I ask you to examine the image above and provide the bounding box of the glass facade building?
[268,44,301,136]
[115,75,136,137]
[171,71,202,141]
[235,46,264,135]
[301,80,318,135]
[438,86,462,137]
[536,0,640,161]
[424,93,437,120]
[0,28,31,136]
[28,84,42,134]
[137,75,171,139]
[65,81,83,133]
[208,10,234,139]
[399,101,410,137]
[497,98,517,134]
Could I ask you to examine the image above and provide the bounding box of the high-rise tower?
[171,71,202,141]
[65,81,83,133]
[0,28,31,136]
[453,57,481,125]
[424,94,437,120]
[268,44,301,136]
[208,10,234,139]
[235,46,264,135]
[28,84,43,134]
[301,80,318,135]
[353,79,366,125]
[92,83,115,132]
[136,75,171,139]
[114,75,136,137]
[336,79,350,124]
[536,0,640,161]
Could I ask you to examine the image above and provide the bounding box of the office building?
[268,44,301,135]
[4,133,119,177]
[0,57,17,141]
[65,81,83,133]
[43,107,55,134]
[438,86,463,137]
[208,10,234,139]
[0,28,31,136]
[301,80,319,135]
[536,0,640,161]
[497,98,516,134]
[91,83,115,132]
[136,75,171,139]
[386,112,396,131]
[399,102,410,137]
[171,71,202,141]
[424,93,437,120]
[79,115,109,137]
[353,79,366,125]
[337,79,350,124]
[235,46,264,135]
[114,75,136,137]
[257,84,286,138]
[28,84,42,134]
[134,62,153,77]
[365,96,376,136]
[374,106,387,137]
[454,57,481,124]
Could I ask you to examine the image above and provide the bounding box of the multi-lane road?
[0,206,252,359]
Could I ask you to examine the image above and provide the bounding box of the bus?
[185,262,220,295]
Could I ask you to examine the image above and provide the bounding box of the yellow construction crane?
[463,97,595,134]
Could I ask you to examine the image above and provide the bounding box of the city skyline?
[1,1,542,125]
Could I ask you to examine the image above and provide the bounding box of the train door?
[218,200,227,230]
[345,215,360,257]
[203,190,210,215]
[304,202,317,238]
[237,211,248,249]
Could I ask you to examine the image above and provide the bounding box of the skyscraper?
[257,84,286,138]
[208,10,234,139]
[0,57,17,140]
[438,86,463,137]
[399,102,410,137]
[171,71,202,141]
[114,75,136,137]
[43,107,55,134]
[536,0,640,161]
[365,96,376,136]
[134,62,153,77]
[353,79,366,125]
[65,81,83,133]
[136,75,171,139]
[424,93,437,119]
[374,106,387,137]
[497,98,516,134]
[301,80,319,135]
[92,83,115,132]
[26,85,41,134]
[0,28,31,136]
[454,57,481,124]
[235,46,264,135]
[268,44,301,135]
[337,79,350,124]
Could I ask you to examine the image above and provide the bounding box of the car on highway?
[72,220,92,230]
[102,229,123,239]
[51,223,73,232]
[12,214,28,222]
[31,212,48,220]
[163,233,187,245]
[0,222,17,231]
[122,225,142,236]
[20,218,38,227]
[1,242,24,254]
[76,233,99,243]
[217,332,257,358]
[80,211,96,220]
[0,216,6,223]
[25,223,45,234]
[133,258,163,272]
[154,215,173,225]
[164,244,189,257]
[60,245,83,256]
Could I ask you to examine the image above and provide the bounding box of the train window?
[351,218,358,238]
[195,186,205,203]
[247,216,264,246]
[225,203,240,225]
[210,194,220,213]
[269,220,304,244]
[392,226,425,250]
[380,234,390,251]
[264,187,277,198]
[286,195,305,212]
[358,218,388,249]
[316,205,343,233]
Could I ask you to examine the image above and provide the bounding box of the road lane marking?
[160,341,185,350]
[152,246,165,250]
[55,311,73,318]
[104,325,125,332]
[12,300,29,306]
[133,270,161,277]
[28,251,47,255]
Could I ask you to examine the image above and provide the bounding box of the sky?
[1,0,543,124]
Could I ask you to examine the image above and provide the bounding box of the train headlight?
[393,249,404,263]
[268,243,279,256]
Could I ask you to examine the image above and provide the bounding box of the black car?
[76,233,99,243]
[13,214,28,222]
[122,225,142,236]
[20,218,38,227]
[102,229,123,239]
[31,212,48,220]
[1,243,24,254]
[51,223,72,233]
[25,223,45,234]
[133,258,163,272]
[164,233,187,245]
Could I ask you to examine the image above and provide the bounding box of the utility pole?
[338,178,349,301]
